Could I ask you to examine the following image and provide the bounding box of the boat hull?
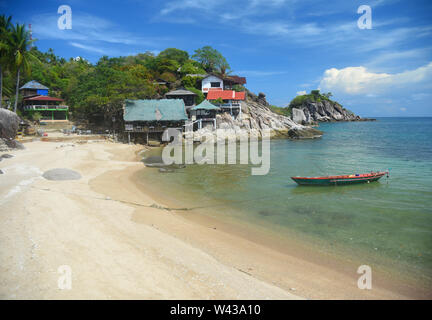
[291,172,386,186]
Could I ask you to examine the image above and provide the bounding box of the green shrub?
[185,86,205,105]
[181,75,203,89]
[289,95,309,108]
[32,112,42,122]
[232,84,245,92]
[212,97,224,105]
[269,105,291,117]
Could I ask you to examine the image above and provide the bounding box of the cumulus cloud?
[296,90,307,95]
[319,62,432,95]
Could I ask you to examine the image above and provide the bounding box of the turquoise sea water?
[139,118,432,280]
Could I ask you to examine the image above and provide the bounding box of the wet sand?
[0,139,429,299]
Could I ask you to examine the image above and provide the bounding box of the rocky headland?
[288,91,375,124]
[191,90,323,142]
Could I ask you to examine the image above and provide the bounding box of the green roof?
[190,100,221,111]
[124,99,187,122]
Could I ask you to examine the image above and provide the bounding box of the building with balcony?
[206,89,246,119]
[20,81,69,122]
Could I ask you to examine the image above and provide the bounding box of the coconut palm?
[0,15,12,109]
[7,23,37,113]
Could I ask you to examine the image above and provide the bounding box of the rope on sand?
[30,186,285,213]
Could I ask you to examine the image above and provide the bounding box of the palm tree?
[0,15,12,109]
[218,63,231,78]
[7,23,36,113]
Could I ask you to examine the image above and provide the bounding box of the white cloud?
[319,62,432,95]
[160,0,210,15]
[296,90,307,95]
[236,70,286,76]
[240,21,323,37]
[365,48,431,71]
[32,12,164,46]
[69,42,107,54]
[400,107,407,112]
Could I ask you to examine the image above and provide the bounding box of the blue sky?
[3,0,432,117]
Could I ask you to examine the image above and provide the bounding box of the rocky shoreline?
[191,91,323,142]
[289,96,375,124]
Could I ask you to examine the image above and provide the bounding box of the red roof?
[207,90,245,101]
[23,95,64,102]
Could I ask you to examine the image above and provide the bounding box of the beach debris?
[150,203,168,210]
[42,168,82,181]
[105,196,111,200]
[237,268,252,276]
[158,168,174,173]
[56,143,75,149]
[290,288,297,291]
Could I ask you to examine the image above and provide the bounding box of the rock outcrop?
[0,109,25,151]
[290,99,364,124]
[191,91,323,141]
[0,109,21,139]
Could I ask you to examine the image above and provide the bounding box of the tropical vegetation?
[0,15,237,125]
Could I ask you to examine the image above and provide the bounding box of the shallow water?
[138,118,432,281]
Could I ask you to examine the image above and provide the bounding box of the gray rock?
[42,168,82,181]
[1,138,25,150]
[0,169,3,174]
[291,99,368,123]
[0,109,21,139]
[291,108,307,124]
[1,154,14,159]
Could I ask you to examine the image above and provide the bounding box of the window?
[210,82,220,88]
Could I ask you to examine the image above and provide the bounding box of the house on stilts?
[123,99,188,144]
[189,100,221,130]
[123,73,248,142]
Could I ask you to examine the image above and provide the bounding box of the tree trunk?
[14,67,20,113]
[0,65,2,109]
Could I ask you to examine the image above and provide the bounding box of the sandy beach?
[0,138,429,299]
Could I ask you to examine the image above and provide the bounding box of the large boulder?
[291,108,307,124]
[0,109,21,139]
[290,99,364,123]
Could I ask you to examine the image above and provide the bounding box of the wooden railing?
[23,105,69,110]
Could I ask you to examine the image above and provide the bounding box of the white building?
[201,75,224,93]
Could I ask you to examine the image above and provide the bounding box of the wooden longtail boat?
[291,171,388,186]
